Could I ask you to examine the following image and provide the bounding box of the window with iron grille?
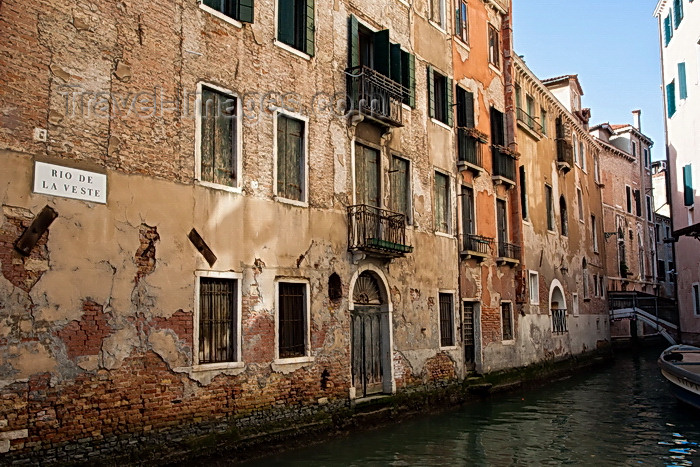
[278,282,307,358]
[198,277,238,364]
[501,302,513,341]
[201,0,254,23]
[199,86,239,188]
[488,24,500,68]
[276,114,306,202]
[277,0,314,56]
[439,293,455,347]
[463,301,476,363]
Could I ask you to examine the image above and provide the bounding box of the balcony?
[516,108,543,139]
[348,204,412,258]
[457,127,486,175]
[551,308,568,334]
[345,66,408,128]
[460,234,492,262]
[496,241,520,266]
[556,138,573,173]
[491,145,516,187]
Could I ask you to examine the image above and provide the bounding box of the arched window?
[560,196,568,236]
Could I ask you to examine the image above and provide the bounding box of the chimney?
[632,109,641,131]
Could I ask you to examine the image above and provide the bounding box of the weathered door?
[355,144,380,208]
[351,306,384,396]
[463,302,476,371]
[497,198,507,251]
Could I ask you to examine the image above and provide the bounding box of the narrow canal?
[243,345,700,466]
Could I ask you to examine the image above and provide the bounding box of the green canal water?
[242,346,700,466]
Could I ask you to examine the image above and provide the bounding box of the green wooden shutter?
[390,43,402,84]
[679,62,687,99]
[674,0,683,27]
[277,115,288,197]
[455,4,462,38]
[278,0,294,45]
[238,0,254,22]
[203,0,219,10]
[684,165,694,206]
[305,0,314,56]
[402,51,415,108]
[348,15,359,68]
[465,90,474,128]
[373,29,390,77]
[446,77,453,127]
[427,66,435,119]
[666,81,676,117]
[201,88,215,183]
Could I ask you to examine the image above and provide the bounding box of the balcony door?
[497,199,507,255]
[356,143,380,208]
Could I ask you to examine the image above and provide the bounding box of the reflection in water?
[239,347,700,466]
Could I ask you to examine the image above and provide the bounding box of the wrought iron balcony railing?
[348,204,412,258]
[457,128,484,169]
[516,108,543,134]
[462,234,492,256]
[497,241,521,261]
[552,308,568,334]
[345,66,408,127]
[492,145,516,183]
[556,138,573,167]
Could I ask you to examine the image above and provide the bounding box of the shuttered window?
[684,164,694,206]
[666,81,676,117]
[520,167,528,220]
[679,62,688,99]
[278,282,306,358]
[390,155,411,221]
[200,87,238,187]
[199,277,237,364]
[673,0,683,28]
[664,12,673,46]
[462,186,475,235]
[355,144,381,207]
[428,67,453,126]
[455,0,468,44]
[490,107,505,146]
[202,0,254,23]
[277,0,314,56]
[501,302,513,341]
[634,189,642,217]
[488,24,500,68]
[434,171,450,233]
[439,293,454,347]
[276,114,305,201]
[456,86,475,128]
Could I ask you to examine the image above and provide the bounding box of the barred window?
[439,293,454,347]
[198,277,238,364]
[278,282,307,358]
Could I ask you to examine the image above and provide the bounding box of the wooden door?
[463,302,476,370]
[351,306,383,396]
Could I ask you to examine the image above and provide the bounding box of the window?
[462,185,475,236]
[664,11,673,46]
[667,81,676,117]
[430,0,446,29]
[560,196,568,236]
[626,185,632,213]
[592,215,599,253]
[594,155,601,183]
[463,301,476,363]
[456,86,475,128]
[583,259,589,300]
[684,164,694,206]
[526,95,535,122]
[540,108,547,136]
[573,133,579,165]
[488,24,500,68]
[196,274,240,365]
[434,171,451,233]
[658,259,666,280]
[593,274,599,297]
[490,107,506,146]
[501,302,513,341]
[390,155,411,222]
[673,0,683,28]
[277,0,314,56]
[455,0,468,44]
[694,283,700,316]
[278,281,308,358]
[496,198,508,253]
[439,293,455,347]
[577,188,584,221]
[276,113,307,202]
[520,166,528,220]
[546,184,554,231]
[428,67,453,125]
[644,148,650,168]
[646,195,653,221]
[634,189,642,217]
[669,261,675,282]
[679,62,688,100]
[201,0,254,23]
[580,142,586,170]
[355,143,380,207]
[632,141,637,157]
[198,86,240,188]
[572,293,579,317]
[529,271,539,305]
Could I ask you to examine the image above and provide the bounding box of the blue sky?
[513,0,665,160]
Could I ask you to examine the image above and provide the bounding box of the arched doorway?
[350,269,391,397]
[549,280,567,333]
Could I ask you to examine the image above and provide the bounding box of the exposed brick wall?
[424,353,456,382]
[152,310,193,348]
[134,223,159,282]
[0,208,50,293]
[55,301,113,358]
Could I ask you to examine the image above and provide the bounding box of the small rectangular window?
[540,108,547,135]
[390,155,411,222]
[276,113,306,202]
[658,260,666,280]
[634,189,642,217]
[202,0,254,23]
[592,215,599,253]
[679,62,688,100]
[646,195,653,221]
[577,188,584,221]
[278,282,307,358]
[644,148,650,168]
[488,24,500,68]
[667,81,676,117]
[684,164,694,206]
[529,271,539,305]
[626,186,632,213]
[455,0,468,44]
[430,0,446,29]
[439,293,455,347]
[546,184,554,231]
[572,293,579,317]
[693,283,700,316]
[199,86,239,188]
[434,171,451,233]
[501,302,513,341]
[277,0,314,56]
[198,276,239,364]
[520,166,528,220]
[429,68,453,125]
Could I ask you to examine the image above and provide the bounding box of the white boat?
[659,345,700,410]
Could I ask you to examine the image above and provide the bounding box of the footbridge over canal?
[609,291,679,344]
